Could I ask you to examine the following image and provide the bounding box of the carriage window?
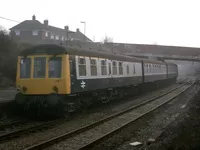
[148,64,150,73]
[127,64,129,75]
[49,57,62,78]
[113,61,117,75]
[146,64,148,73]
[133,64,136,74]
[150,64,152,73]
[108,63,112,75]
[145,64,148,73]
[119,62,123,75]
[34,57,46,78]
[156,65,158,72]
[153,65,154,71]
[90,59,97,76]
[101,60,107,75]
[78,57,86,76]
[20,58,31,78]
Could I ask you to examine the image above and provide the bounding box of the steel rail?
[0,119,63,143]
[0,119,29,130]
[79,81,194,149]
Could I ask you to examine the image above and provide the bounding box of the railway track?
[24,79,194,150]
[0,119,63,143]
[0,119,29,130]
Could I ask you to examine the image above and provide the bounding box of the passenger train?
[15,44,178,114]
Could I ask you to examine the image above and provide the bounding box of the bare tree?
[103,35,113,44]
[0,27,19,84]
[100,35,115,53]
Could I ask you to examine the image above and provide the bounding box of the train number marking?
[81,81,86,89]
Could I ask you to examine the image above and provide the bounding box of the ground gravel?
[46,85,188,150]
[147,85,200,150]
[0,84,179,150]
[90,83,200,150]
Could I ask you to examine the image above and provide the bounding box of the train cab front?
[15,54,70,110]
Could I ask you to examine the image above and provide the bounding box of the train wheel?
[101,90,113,103]
[67,102,76,113]
[80,96,92,111]
[118,89,126,99]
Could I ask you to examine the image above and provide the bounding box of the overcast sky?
[0,0,200,47]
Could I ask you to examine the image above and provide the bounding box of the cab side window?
[34,57,46,78]
[49,57,62,78]
[20,58,31,78]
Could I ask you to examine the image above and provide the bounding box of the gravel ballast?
[90,82,200,150]
[0,83,180,150]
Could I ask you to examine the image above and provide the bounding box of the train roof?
[141,58,165,64]
[166,62,178,66]
[20,44,166,64]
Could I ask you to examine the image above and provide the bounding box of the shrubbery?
[0,28,20,86]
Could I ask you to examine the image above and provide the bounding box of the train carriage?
[142,59,167,83]
[70,50,143,93]
[167,63,178,80]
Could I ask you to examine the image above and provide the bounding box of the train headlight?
[17,86,27,93]
[22,86,27,92]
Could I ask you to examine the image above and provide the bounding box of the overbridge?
[125,52,200,62]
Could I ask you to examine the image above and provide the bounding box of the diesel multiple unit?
[15,44,178,113]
